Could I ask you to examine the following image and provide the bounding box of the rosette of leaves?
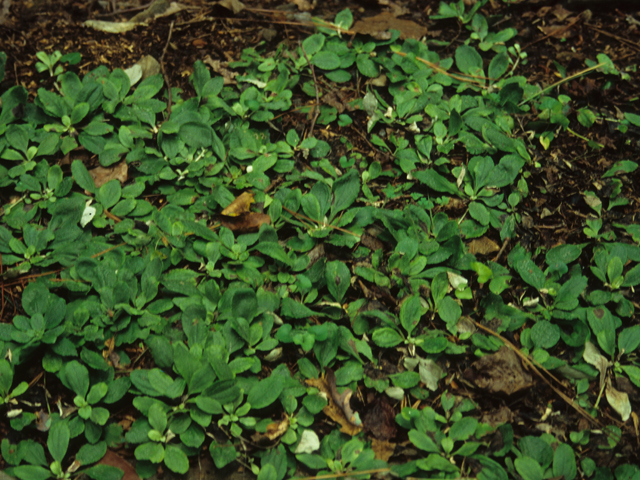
[296,429,386,477]
[2,417,124,480]
[56,357,130,444]
[2,282,66,365]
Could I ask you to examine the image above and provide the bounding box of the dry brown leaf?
[251,416,290,443]
[219,213,271,233]
[468,237,500,255]
[551,4,573,21]
[305,376,363,436]
[463,346,534,395]
[218,0,245,14]
[203,56,238,85]
[352,11,427,40]
[221,191,255,216]
[97,450,140,480]
[290,0,314,11]
[89,162,128,189]
[371,438,396,462]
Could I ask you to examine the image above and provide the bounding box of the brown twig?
[472,320,609,432]
[298,41,320,138]
[585,23,640,53]
[160,20,175,120]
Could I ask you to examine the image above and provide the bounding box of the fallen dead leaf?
[289,0,314,11]
[468,237,500,255]
[251,416,290,444]
[305,376,363,436]
[371,438,396,462]
[363,396,396,441]
[89,162,128,189]
[463,346,534,395]
[203,56,238,85]
[218,0,245,14]
[583,340,611,390]
[606,377,631,422]
[221,191,255,216]
[352,11,427,40]
[219,213,271,233]
[97,450,140,480]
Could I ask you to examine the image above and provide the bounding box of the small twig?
[298,40,320,138]
[160,20,175,120]
[585,23,640,53]
[492,237,510,263]
[522,13,585,51]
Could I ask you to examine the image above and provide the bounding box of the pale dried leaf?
[583,341,610,390]
[89,162,128,189]
[419,358,443,391]
[221,191,255,216]
[606,378,631,422]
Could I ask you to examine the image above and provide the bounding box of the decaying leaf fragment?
[605,377,632,422]
[251,416,290,444]
[221,191,255,216]
[89,161,128,189]
[463,346,533,395]
[305,372,363,436]
[218,191,271,233]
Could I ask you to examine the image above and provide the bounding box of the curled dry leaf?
[221,191,255,216]
[305,373,363,436]
[251,416,290,444]
[583,341,611,390]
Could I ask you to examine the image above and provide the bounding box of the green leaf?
[408,430,439,453]
[311,51,341,70]
[179,122,212,149]
[438,296,461,325]
[247,374,285,409]
[530,321,560,349]
[372,328,403,347]
[12,465,53,480]
[449,416,478,441]
[164,444,189,474]
[302,34,325,56]
[455,45,483,75]
[76,441,107,465]
[400,295,422,336]
[325,260,350,303]
[514,456,543,480]
[331,169,360,217]
[334,8,353,29]
[619,325,640,355]
[71,159,96,194]
[148,402,167,433]
[135,442,164,463]
[489,52,509,79]
[47,420,70,463]
[414,169,459,195]
[83,465,124,480]
[0,359,14,396]
[258,464,277,480]
[210,442,236,468]
[97,179,122,210]
[552,444,576,480]
[64,360,90,398]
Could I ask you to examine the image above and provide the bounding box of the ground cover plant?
[1,0,640,479]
